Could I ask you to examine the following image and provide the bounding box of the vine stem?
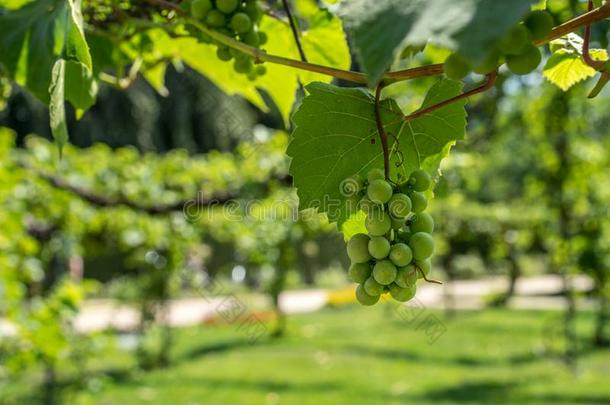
[374,83,391,180]
[416,267,443,285]
[281,0,308,62]
[582,0,604,70]
[403,71,498,122]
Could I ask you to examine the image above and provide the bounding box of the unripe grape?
[397,229,412,243]
[388,193,412,218]
[230,12,253,34]
[506,45,541,75]
[349,262,371,283]
[368,236,391,259]
[241,30,261,47]
[191,0,212,19]
[365,211,392,236]
[367,168,385,183]
[258,31,268,45]
[410,212,434,234]
[473,49,502,75]
[358,196,376,215]
[364,277,384,296]
[255,65,266,75]
[444,53,472,81]
[347,233,371,263]
[367,179,393,204]
[409,232,435,260]
[409,191,428,213]
[408,169,432,192]
[243,1,262,22]
[205,9,226,28]
[415,259,431,278]
[373,260,397,285]
[524,10,554,40]
[216,0,239,14]
[395,265,418,288]
[389,243,413,267]
[389,283,416,302]
[341,174,364,197]
[216,46,233,61]
[234,57,253,74]
[391,216,406,230]
[499,25,531,55]
[356,284,380,306]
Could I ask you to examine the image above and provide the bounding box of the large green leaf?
[339,0,535,85]
[287,80,465,226]
[0,0,91,105]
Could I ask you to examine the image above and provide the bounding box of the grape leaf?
[543,49,608,91]
[0,0,92,105]
[339,0,535,85]
[287,80,465,226]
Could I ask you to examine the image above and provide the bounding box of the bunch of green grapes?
[444,10,555,79]
[344,168,435,306]
[190,0,267,80]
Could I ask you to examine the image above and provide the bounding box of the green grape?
[373,260,397,285]
[397,229,412,243]
[409,232,435,260]
[408,169,432,192]
[347,233,371,263]
[498,25,531,55]
[415,259,431,279]
[243,1,262,22]
[258,31,268,45]
[368,236,391,259]
[389,243,413,267]
[255,65,267,75]
[216,0,239,14]
[395,265,418,288]
[506,44,541,75]
[216,46,233,61]
[409,191,428,213]
[191,0,213,19]
[205,9,226,28]
[473,48,502,74]
[358,196,376,215]
[349,262,371,283]
[367,179,393,204]
[409,212,434,234]
[356,284,380,306]
[230,12,253,34]
[391,216,405,230]
[389,283,416,302]
[241,30,260,47]
[367,168,385,183]
[444,53,472,81]
[234,57,253,74]
[524,10,554,40]
[365,210,392,236]
[364,277,385,296]
[341,174,364,196]
[388,193,412,219]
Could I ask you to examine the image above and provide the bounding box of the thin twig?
[416,267,443,285]
[403,71,497,122]
[374,83,391,180]
[281,0,307,62]
[582,0,605,70]
[534,1,610,46]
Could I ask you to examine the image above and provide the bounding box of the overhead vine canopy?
[1,0,609,304]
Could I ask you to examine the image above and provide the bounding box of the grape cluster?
[345,168,435,306]
[444,10,554,79]
[190,0,267,79]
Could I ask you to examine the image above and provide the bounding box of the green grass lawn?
[8,305,610,405]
